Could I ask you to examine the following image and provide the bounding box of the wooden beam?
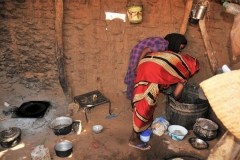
[207,131,240,160]
[55,0,72,102]
[199,2,219,74]
[179,0,193,35]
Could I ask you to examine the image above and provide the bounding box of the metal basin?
[54,141,73,157]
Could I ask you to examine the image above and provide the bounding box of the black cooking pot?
[0,127,21,148]
[50,117,80,136]
[54,141,73,157]
[193,118,218,141]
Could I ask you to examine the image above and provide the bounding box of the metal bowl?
[92,125,103,134]
[189,137,209,150]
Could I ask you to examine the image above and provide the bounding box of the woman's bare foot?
[128,130,151,150]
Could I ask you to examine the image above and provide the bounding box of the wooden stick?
[179,0,193,35]
[199,2,218,74]
[55,0,72,102]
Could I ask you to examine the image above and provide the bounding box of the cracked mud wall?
[61,0,188,101]
[0,0,66,107]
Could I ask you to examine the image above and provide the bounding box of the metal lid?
[0,127,21,142]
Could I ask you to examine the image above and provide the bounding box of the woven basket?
[199,70,240,139]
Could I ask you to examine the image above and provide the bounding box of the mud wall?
[0,0,57,90]
[62,0,188,100]
[0,0,238,106]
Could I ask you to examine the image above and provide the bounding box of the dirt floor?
[0,91,221,160]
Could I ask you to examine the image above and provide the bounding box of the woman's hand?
[173,80,187,100]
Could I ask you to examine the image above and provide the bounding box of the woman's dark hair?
[164,33,187,53]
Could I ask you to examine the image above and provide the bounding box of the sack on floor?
[151,116,169,136]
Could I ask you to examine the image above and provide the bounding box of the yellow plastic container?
[127,5,143,24]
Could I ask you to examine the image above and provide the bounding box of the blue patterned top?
[124,37,168,100]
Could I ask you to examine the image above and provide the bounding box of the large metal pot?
[54,141,73,157]
[0,127,21,148]
[50,117,73,135]
[50,117,81,135]
[193,118,218,141]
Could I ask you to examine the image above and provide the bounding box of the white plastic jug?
[223,2,240,16]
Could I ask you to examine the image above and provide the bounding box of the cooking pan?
[16,101,50,118]
[50,117,81,135]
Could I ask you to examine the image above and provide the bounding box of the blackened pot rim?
[196,118,219,130]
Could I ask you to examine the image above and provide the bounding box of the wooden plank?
[198,2,219,74]
[55,0,72,102]
[179,0,193,35]
[207,131,240,160]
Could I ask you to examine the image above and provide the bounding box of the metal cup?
[195,5,208,20]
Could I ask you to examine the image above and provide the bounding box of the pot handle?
[72,120,82,134]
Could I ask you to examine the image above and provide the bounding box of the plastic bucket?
[140,129,151,142]
[126,5,143,24]
[165,84,210,130]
